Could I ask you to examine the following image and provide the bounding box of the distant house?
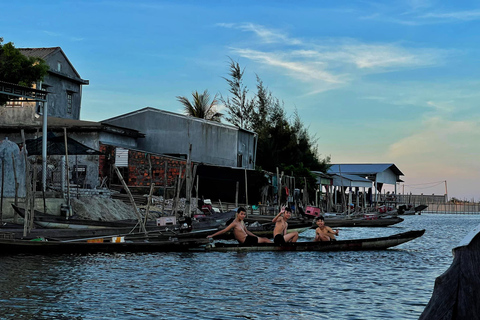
[328,163,404,191]
[1,47,89,125]
[328,163,404,205]
[103,107,257,169]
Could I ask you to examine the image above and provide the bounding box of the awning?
[24,133,103,155]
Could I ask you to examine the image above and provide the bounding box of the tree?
[176,89,222,122]
[0,38,49,105]
[220,58,255,130]
[221,60,331,199]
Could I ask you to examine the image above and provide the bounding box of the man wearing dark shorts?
[272,206,299,246]
[274,234,287,245]
[243,235,259,246]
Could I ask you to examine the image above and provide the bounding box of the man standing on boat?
[207,207,272,245]
[272,206,299,245]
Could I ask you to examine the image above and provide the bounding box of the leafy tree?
[221,60,331,200]
[0,38,49,105]
[176,89,222,122]
[220,58,255,130]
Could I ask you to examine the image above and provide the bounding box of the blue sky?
[3,0,480,200]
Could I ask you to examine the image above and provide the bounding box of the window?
[57,61,62,72]
[67,92,73,114]
[115,148,129,167]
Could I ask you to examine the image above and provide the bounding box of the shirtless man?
[207,207,272,245]
[272,206,299,245]
[314,215,339,241]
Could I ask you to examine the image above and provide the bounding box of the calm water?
[1,214,480,320]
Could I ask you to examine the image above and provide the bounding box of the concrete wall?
[104,109,256,169]
[0,50,86,125]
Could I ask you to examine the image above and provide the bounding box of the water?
[1,214,479,320]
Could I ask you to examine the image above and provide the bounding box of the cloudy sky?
[2,0,480,200]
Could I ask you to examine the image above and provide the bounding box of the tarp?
[24,133,103,156]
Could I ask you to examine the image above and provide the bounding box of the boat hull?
[204,230,425,252]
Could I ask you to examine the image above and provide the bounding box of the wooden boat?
[397,204,428,215]
[11,204,233,230]
[324,216,404,227]
[245,214,404,228]
[0,236,210,255]
[202,229,425,252]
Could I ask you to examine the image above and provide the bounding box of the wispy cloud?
[419,10,480,21]
[218,23,445,94]
[231,48,344,84]
[42,30,84,42]
[216,22,302,46]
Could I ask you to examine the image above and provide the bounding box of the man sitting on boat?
[314,216,339,241]
[272,206,299,245]
[207,207,272,245]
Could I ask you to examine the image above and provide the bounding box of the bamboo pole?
[235,181,239,207]
[244,168,249,216]
[0,157,4,223]
[29,155,37,232]
[21,129,30,237]
[173,169,184,219]
[185,144,192,217]
[162,161,167,213]
[63,128,71,208]
[143,154,154,228]
[113,164,145,233]
[12,153,19,223]
[196,175,199,202]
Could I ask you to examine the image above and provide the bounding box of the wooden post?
[0,157,4,223]
[63,128,71,208]
[162,161,167,213]
[21,129,30,237]
[276,167,281,210]
[235,181,239,207]
[244,169,249,216]
[196,175,199,202]
[12,153,19,223]
[143,154,154,228]
[30,155,37,232]
[173,169,184,219]
[113,164,145,233]
[185,144,192,217]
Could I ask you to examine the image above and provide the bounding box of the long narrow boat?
[0,237,210,255]
[11,204,233,230]
[202,229,425,252]
[245,214,404,228]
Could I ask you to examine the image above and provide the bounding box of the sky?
[2,0,480,200]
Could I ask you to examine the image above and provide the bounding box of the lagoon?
[1,214,479,320]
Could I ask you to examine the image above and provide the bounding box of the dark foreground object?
[419,225,480,320]
[204,229,425,252]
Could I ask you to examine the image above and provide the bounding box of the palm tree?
[176,90,222,122]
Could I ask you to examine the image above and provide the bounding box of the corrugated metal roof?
[103,107,257,135]
[18,47,84,80]
[18,47,60,59]
[331,173,373,188]
[328,163,404,176]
